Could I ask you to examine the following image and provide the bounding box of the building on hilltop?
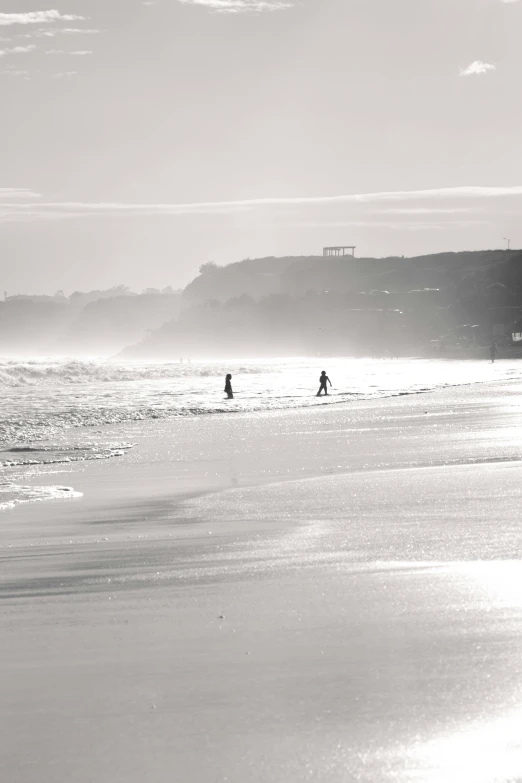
[323,246,356,258]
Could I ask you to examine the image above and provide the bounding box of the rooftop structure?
[323,246,356,257]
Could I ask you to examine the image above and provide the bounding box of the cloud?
[374,208,474,215]
[46,49,93,55]
[287,220,486,231]
[17,28,101,39]
[59,28,100,34]
[0,45,36,56]
[1,67,31,78]
[177,0,292,13]
[1,185,521,221]
[460,60,496,76]
[0,11,84,27]
[52,71,78,78]
[0,188,40,199]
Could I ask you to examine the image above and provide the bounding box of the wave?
[0,403,245,446]
[0,387,448,449]
[0,442,134,468]
[2,357,521,451]
[0,359,271,388]
[0,484,83,511]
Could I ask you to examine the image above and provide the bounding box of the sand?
[2,380,522,782]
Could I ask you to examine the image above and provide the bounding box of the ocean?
[1,356,521,510]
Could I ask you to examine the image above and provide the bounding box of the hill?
[123,249,522,359]
[0,288,182,356]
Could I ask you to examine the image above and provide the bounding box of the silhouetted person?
[490,342,497,363]
[224,373,234,399]
[316,370,332,396]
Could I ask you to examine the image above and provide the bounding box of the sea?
[1,355,521,510]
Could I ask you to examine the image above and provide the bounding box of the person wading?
[316,370,332,396]
[224,373,234,399]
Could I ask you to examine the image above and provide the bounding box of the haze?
[1,0,521,295]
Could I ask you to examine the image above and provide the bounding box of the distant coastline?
[2,249,521,359]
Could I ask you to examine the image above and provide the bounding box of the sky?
[0,0,521,295]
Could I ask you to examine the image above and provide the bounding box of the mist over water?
[1,355,521,510]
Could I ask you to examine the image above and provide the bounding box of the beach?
[2,376,522,782]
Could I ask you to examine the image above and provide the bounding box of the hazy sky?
[1,0,521,294]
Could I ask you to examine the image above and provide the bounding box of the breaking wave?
[0,359,270,388]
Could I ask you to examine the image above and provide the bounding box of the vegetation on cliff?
[123,250,522,359]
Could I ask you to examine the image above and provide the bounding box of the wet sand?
[2,381,522,782]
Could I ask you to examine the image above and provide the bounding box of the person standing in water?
[316,370,332,396]
[490,342,497,363]
[224,373,234,399]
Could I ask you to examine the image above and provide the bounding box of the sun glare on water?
[405,561,522,782]
[408,704,522,783]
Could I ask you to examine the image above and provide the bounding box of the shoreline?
[2,378,522,781]
[3,375,522,547]
[2,355,521,448]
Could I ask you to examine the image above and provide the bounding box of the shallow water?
[1,355,520,508]
[2,378,522,782]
